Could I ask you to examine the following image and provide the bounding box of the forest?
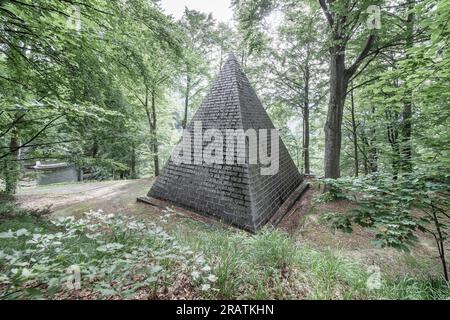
[0,0,449,300]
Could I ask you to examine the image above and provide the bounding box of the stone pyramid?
[147,54,303,232]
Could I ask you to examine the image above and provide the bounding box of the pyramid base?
[136,196,164,208]
[137,181,309,233]
[267,181,310,227]
[137,195,250,232]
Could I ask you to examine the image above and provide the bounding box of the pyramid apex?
[227,52,239,60]
[224,53,240,66]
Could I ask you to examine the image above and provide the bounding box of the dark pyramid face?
[148,54,303,232]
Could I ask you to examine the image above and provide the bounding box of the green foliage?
[316,178,354,202]
[232,0,275,54]
[1,202,448,300]
[0,0,186,192]
[322,168,449,279]
[1,0,449,298]
[320,212,353,233]
[0,209,215,299]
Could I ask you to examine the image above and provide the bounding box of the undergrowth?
[0,200,448,300]
[0,207,215,299]
[177,222,450,300]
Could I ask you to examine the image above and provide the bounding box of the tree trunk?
[303,107,310,175]
[219,46,223,70]
[363,156,369,175]
[324,52,348,179]
[386,110,401,179]
[150,88,159,177]
[368,107,378,173]
[182,73,191,130]
[303,65,310,174]
[431,205,449,281]
[368,145,378,173]
[392,144,400,179]
[130,141,136,179]
[401,95,412,172]
[143,86,159,177]
[319,0,376,181]
[350,88,359,177]
[400,2,415,173]
[5,133,20,195]
[240,48,247,68]
[359,125,378,174]
[91,139,98,158]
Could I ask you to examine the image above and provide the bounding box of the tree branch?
[345,34,376,78]
[319,0,334,26]
[0,114,65,160]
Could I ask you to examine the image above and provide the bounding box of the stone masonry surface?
[148,54,303,232]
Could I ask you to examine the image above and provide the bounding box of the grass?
[175,219,450,300]
[1,198,449,300]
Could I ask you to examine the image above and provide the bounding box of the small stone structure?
[145,54,304,232]
[30,161,79,185]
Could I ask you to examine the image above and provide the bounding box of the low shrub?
[0,209,216,299]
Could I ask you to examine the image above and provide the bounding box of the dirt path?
[17,178,155,218]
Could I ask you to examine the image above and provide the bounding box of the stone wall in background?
[37,165,78,185]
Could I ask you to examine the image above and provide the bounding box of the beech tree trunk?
[324,52,348,179]
[91,139,98,158]
[182,72,190,130]
[130,141,136,179]
[5,133,20,195]
[150,88,159,177]
[219,46,224,70]
[319,0,376,180]
[360,115,378,174]
[386,109,401,179]
[431,206,449,281]
[368,106,378,173]
[363,156,369,175]
[144,86,159,177]
[350,88,359,177]
[303,107,310,175]
[401,2,415,173]
[303,64,311,174]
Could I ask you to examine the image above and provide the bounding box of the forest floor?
[0,178,444,299]
[16,178,442,281]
